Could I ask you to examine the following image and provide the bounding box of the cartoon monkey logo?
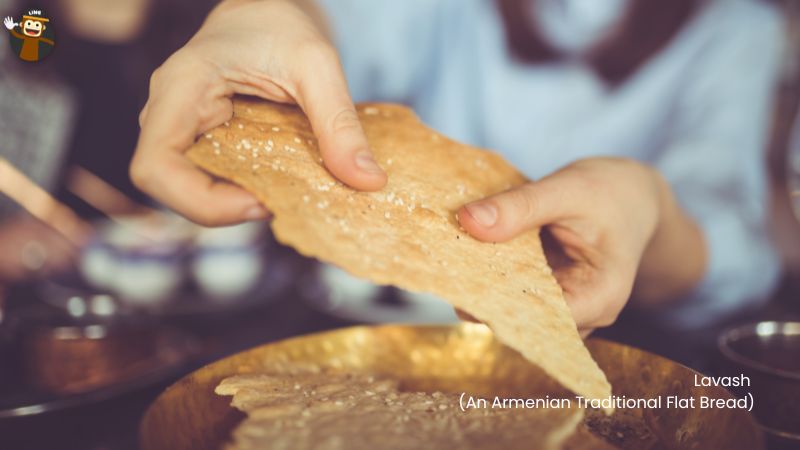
[4,9,55,62]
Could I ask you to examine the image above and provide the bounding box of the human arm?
[130,0,386,226]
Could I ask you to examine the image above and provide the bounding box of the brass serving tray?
[140,324,763,450]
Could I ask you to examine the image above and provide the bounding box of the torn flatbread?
[187,98,611,402]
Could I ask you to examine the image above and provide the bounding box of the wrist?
[634,169,707,305]
[213,0,328,33]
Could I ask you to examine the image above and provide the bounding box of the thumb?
[294,47,387,191]
[457,179,568,243]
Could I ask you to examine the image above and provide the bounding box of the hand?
[0,215,79,284]
[131,0,387,226]
[457,158,705,336]
[4,17,16,30]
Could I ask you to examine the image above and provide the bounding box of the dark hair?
[497,0,705,86]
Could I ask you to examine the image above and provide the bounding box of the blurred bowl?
[191,223,265,300]
[191,248,263,300]
[718,321,800,447]
[80,215,194,307]
[80,240,116,290]
[20,321,194,395]
[110,251,185,307]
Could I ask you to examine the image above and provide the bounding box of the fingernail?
[465,203,497,227]
[354,151,384,175]
[245,205,268,221]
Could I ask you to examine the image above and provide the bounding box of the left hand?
[457,158,676,336]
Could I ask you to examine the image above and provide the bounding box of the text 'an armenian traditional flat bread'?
[215,371,597,450]
[187,98,611,402]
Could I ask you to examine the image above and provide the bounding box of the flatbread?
[215,371,594,450]
[187,98,611,402]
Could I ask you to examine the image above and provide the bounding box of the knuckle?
[148,66,165,91]
[574,173,599,193]
[594,307,621,328]
[514,184,540,223]
[593,282,630,328]
[329,107,362,134]
[149,50,211,92]
[195,102,217,125]
[200,100,234,131]
[138,105,149,127]
[562,165,601,194]
[128,157,151,190]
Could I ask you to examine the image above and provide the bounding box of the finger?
[131,65,268,226]
[579,328,595,339]
[558,263,629,329]
[132,145,269,226]
[294,45,386,191]
[458,178,570,243]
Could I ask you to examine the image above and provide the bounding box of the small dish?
[718,321,800,447]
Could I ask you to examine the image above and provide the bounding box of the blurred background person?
[128,0,787,338]
[330,0,785,332]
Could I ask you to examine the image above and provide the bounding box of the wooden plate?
[140,324,763,450]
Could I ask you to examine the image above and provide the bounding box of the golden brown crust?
[216,371,592,450]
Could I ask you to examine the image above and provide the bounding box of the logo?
[4,8,55,62]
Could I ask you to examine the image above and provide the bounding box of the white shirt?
[320,0,785,327]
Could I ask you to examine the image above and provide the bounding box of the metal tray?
[140,324,763,450]
[0,327,198,418]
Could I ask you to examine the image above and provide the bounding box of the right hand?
[4,17,16,30]
[131,0,387,226]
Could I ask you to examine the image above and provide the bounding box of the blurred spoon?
[0,157,91,246]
